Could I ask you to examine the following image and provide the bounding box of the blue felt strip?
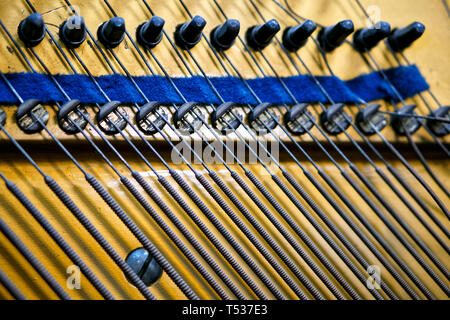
[0,65,428,106]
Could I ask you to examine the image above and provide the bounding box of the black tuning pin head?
[59,15,86,48]
[125,248,163,287]
[136,16,165,49]
[387,22,425,52]
[18,13,45,47]
[284,103,315,135]
[282,20,317,52]
[318,20,354,52]
[353,21,391,52]
[97,17,126,48]
[174,15,206,50]
[210,19,240,51]
[246,19,280,51]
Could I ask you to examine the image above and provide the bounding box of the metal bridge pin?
[387,22,425,52]
[174,15,207,50]
[211,102,242,134]
[173,102,204,135]
[97,101,128,135]
[57,100,90,134]
[59,15,87,48]
[353,21,391,52]
[426,106,450,137]
[136,16,165,49]
[97,17,126,48]
[246,19,281,51]
[18,13,45,47]
[282,20,317,52]
[210,19,240,51]
[284,103,315,135]
[136,101,168,135]
[125,248,163,287]
[318,20,354,52]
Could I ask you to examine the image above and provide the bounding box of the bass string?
[45,0,446,298]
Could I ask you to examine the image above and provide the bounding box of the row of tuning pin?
[18,12,424,53]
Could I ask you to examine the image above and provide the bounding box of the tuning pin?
[97,17,126,48]
[246,19,280,51]
[210,19,240,51]
[137,16,165,49]
[18,13,45,47]
[282,20,317,52]
[59,15,86,48]
[391,104,422,135]
[353,21,391,52]
[318,20,354,52]
[174,15,206,50]
[387,22,425,52]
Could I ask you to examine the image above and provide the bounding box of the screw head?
[125,248,163,287]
